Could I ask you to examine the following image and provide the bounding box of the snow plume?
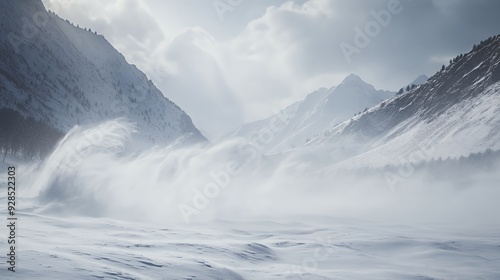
[27,119,136,214]
[22,119,500,227]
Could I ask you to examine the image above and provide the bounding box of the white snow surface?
[1,119,499,279]
[0,3,499,279]
[0,197,499,279]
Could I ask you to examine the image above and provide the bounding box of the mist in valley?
[18,119,500,229]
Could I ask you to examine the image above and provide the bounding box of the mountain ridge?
[0,0,205,147]
[308,34,500,167]
[231,74,395,153]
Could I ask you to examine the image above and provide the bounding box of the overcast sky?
[41,0,500,139]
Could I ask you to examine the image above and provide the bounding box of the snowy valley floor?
[0,195,499,279]
[0,155,499,279]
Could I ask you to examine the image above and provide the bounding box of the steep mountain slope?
[0,0,204,145]
[232,74,394,153]
[310,35,500,167]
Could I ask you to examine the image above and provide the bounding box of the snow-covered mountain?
[231,74,394,153]
[309,35,500,168]
[0,0,204,145]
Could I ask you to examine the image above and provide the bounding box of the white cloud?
[149,28,245,140]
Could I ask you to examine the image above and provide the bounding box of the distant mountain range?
[2,0,499,169]
[230,34,500,170]
[231,74,395,153]
[0,0,205,147]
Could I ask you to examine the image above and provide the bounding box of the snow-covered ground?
[1,209,500,279]
[1,120,499,279]
[1,159,499,279]
[1,195,499,280]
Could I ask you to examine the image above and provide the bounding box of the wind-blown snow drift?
[22,119,500,227]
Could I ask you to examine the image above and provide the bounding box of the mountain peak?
[341,74,364,85]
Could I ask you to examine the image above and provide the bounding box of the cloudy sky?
[41,0,500,139]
